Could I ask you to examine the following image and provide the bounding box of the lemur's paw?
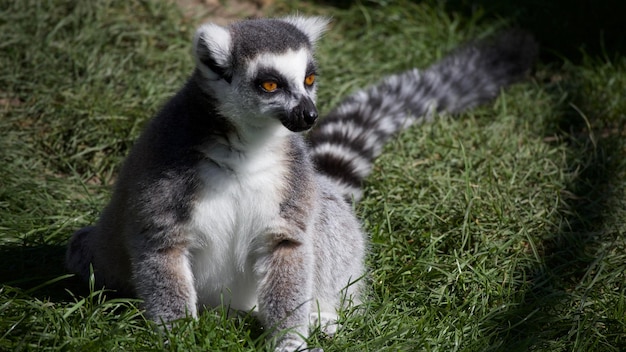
[274,335,307,352]
[309,312,340,337]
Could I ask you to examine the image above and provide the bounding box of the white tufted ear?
[281,16,331,45]
[193,23,233,82]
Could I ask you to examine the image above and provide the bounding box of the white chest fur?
[186,132,290,310]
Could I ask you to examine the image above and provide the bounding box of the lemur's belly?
[186,155,287,311]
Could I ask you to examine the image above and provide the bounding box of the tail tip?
[485,29,539,78]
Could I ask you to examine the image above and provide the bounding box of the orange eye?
[304,74,315,86]
[261,81,278,92]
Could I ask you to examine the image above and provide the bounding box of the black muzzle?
[280,97,318,132]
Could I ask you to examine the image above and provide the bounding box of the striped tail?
[308,30,538,202]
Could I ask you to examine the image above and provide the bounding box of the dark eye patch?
[306,61,317,77]
[254,67,288,93]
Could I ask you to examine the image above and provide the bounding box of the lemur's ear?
[193,23,233,83]
[281,16,330,45]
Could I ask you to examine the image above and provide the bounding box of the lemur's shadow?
[0,244,88,301]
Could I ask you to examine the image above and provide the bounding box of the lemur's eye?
[304,74,316,86]
[261,81,279,92]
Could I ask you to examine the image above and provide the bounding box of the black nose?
[280,97,319,132]
[296,97,318,126]
[303,107,318,125]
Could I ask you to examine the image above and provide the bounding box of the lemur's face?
[238,48,319,132]
[192,17,329,133]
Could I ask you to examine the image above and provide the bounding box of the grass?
[1,0,625,350]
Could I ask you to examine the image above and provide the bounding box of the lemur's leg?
[66,226,97,283]
[307,193,366,338]
[66,226,133,294]
[307,269,359,338]
[131,244,197,323]
[255,235,315,352]
[308,259,364,337]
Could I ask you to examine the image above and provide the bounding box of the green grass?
[1,0,625,350]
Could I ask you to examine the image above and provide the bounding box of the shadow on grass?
[317,0,626,61]
[0,244,88,301]
[484,74,626,349]
[426,1,626,348]
[443,0,626,62]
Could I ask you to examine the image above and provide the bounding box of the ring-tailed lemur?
[66,16,537,352]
